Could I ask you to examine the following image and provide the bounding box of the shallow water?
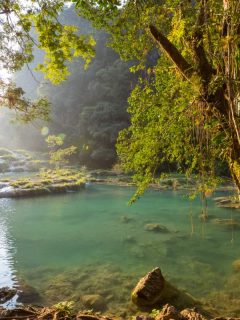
[0,184,240,315]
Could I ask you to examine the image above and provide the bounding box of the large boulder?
[155,304,182,320]
[81,294,107,312]
[131,267,165,307]
[131,267,198,310]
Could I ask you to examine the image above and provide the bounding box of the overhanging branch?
[149,24,193,79]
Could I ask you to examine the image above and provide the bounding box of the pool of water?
[0,184,240,316]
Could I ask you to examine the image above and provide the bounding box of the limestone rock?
[131,268,198,310]
[131,267,165,307]
[156,303,183,320]
[81,294,107,312]
[145,224,169,233]
[180,308,207,320]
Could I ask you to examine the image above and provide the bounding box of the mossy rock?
[131,267,165,307]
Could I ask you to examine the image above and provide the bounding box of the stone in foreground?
[131,267,197,310]
[131,267,165,306]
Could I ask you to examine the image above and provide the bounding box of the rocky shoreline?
[1,303,235,320]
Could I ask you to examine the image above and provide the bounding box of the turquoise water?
[0,184,240,315]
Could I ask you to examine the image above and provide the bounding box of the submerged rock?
[0,287,16,304]
[81,294,107,312]
[232,259,240,271]
[214,197,240,209]
[144,224,170,233]
[122,235,136,244]
[17,281,42,304]
[212,219,240,229]
[121,215,134,223]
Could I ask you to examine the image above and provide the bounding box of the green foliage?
[2,0,239,192]
[53,300,75,316]
[149,309,161,318]
[8,169,86,190]
[72,0,240,197]
[0,82,50,122]
[46,134,77,168]
[46,134,65,148]
[0,0,96,121]
[35,21,96,84]
[49,145,77,166]
[36,13,135,168]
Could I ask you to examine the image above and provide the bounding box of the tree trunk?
[149,13,240,196]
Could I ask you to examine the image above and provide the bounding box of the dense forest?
[1,8,136,168]
[0,1,240,320]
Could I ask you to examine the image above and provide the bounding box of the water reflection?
[0,199,18,306]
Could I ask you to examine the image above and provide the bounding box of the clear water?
[0,184,240,316]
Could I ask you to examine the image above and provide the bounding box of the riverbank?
[88,170,239,209]
[0,303,232,320]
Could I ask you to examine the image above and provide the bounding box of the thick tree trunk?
[149,18,240,196]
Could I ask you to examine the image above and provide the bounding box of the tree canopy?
[9,10,135,168]
[71,0,240,197]
[37,12,135,168]
[1,0,240,196]
[0,0,94,120]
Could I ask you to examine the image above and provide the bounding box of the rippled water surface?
[0,184,240,315]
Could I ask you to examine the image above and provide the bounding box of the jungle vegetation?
[0,0,239,197]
